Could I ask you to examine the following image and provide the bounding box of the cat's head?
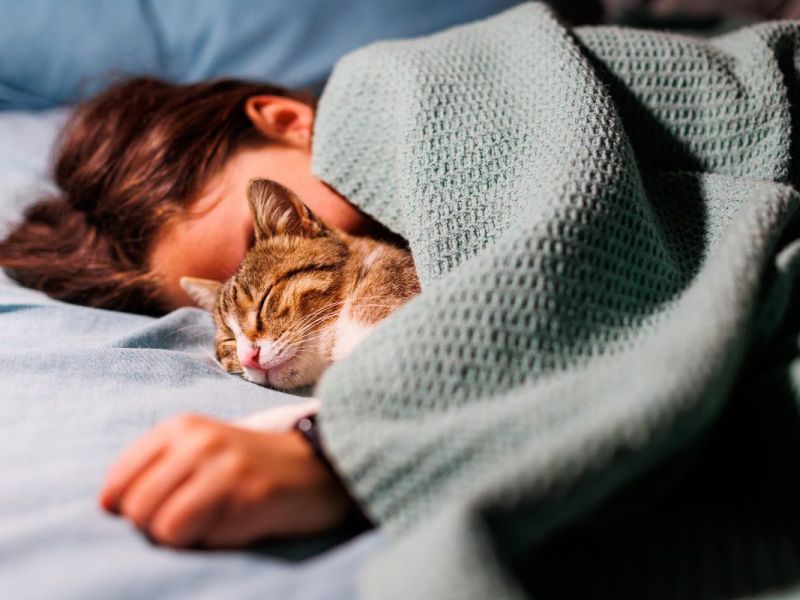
[181,178,352,389]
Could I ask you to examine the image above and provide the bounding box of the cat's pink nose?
[241,346,260,369]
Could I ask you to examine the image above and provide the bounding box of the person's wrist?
[290,416,375,530]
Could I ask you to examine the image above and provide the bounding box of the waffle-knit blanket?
[311,4,800,598]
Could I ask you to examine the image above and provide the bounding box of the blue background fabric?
[0,108,384,598]
[0,0,523,110]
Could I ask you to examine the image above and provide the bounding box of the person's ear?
[245,95,314,149]
[179,277,222,312]
[247,178,325,240]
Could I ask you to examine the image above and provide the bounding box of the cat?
[181,178,420,393]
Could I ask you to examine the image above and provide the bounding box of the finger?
[116,427,224,529]
[148,453,243,548]
[99,423,175,512]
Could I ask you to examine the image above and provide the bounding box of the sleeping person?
[2,4,800,597]
[0,76,386,545]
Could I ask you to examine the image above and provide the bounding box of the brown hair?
[0,77,313,315]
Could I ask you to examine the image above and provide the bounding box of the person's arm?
[98,413,356,548]
[236,398,320,431]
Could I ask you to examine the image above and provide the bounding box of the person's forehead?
[149,191,252,308]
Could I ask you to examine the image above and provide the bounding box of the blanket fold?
[311,4,800,598]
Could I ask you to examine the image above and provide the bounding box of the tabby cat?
[181,178,420,391]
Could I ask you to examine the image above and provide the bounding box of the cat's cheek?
[291,353,331,389]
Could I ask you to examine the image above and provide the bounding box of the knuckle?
[167,413,202,431]
[189,429,223,455]
[220,450,248,476]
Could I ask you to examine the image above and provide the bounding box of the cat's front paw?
[217,340,242,374]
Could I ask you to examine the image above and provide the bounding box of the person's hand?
[98,414,356,548]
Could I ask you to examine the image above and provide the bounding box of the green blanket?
[311,4,800,598]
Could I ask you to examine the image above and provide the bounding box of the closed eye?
[257,286,273,316]
[256,264,337,316]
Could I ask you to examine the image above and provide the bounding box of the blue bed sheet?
[0,109,384,599]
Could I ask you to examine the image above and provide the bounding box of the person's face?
[148,96,372,310]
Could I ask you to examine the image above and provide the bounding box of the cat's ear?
[247,178,325,240]
[180,276,222,312]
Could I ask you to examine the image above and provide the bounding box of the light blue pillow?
[0,0,523,110]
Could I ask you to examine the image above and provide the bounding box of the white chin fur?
[241,366,268,386]
[241,357,321,390]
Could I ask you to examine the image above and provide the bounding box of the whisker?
[289,300,350,331]
[287,302,402,346]
[164,323,216,339]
